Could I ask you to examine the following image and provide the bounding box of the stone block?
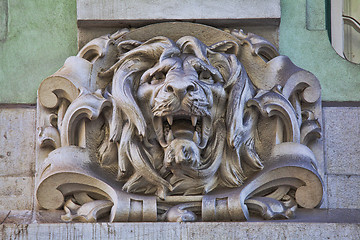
[0,107,36,177]
[0,222,359,240]
[327,174,360,209]
[324,107,360,175]
[0,176,34,210]
[0,210,33,224]
[77,0,281,25]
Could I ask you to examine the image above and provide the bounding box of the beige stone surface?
[0,107,36,177]
[77,0,281,23]
[0,222,359,240]
[327,174,360,209]
[324,107,360,175]
[0,176,34,210]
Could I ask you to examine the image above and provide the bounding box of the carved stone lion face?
[36,25,324,222]
[137,52,227,168]
[111,36,255,196]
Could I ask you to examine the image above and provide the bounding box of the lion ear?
[209,40,239,55]
[117,40,143,53]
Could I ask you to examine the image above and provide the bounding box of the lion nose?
[165,80,196,99]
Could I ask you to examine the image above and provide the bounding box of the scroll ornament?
[36,23,324,222]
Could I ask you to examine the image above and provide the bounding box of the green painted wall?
[279,0,360,101]
[0,0,77,104]
[0,0,358,103]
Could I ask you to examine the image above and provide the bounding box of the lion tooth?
[191,116,197,126]
[193,131,200,145]
[154,117,163,136]
[154,117,167,147]
[166,130,174,143]
[199,117,211,149]
[167,116,173,125]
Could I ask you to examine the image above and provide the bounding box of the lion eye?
[149,72,166,85]
[199,70,214,84]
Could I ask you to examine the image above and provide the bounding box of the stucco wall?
[0,0,77,104]
[279,0,360,102]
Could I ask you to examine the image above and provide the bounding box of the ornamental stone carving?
[36,23,324,222]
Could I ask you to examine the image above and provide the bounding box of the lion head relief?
[36,24,324,222]
[104,35,260,198]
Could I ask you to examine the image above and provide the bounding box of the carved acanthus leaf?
[202,142,323,221]
[245,196,297,220]
[62,198,113,222]
[38,126,60,149]
[162,202,201,222]
[59,91,111,146]
[301,120,322,146]
[282,70,321,104]
[247,89,301,143]
[38,57,92,109]
[77,28,129,63]
[231,29,279,61]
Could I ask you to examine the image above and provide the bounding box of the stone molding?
[0,221,359,240]
[77,0,281,27]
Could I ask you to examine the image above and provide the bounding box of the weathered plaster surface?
[0,177,34,210]
[322,107,360,209]
[0,107,36,210]
[0,107,36,177]
[324,107,360,175]
[0,0,77,104]
[279,0,360,101]
[327,175,360,209]
[0,0,8,41]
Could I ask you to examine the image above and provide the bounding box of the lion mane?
[104,36,258,198]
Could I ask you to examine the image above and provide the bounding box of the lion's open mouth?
[153,111,211,149]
